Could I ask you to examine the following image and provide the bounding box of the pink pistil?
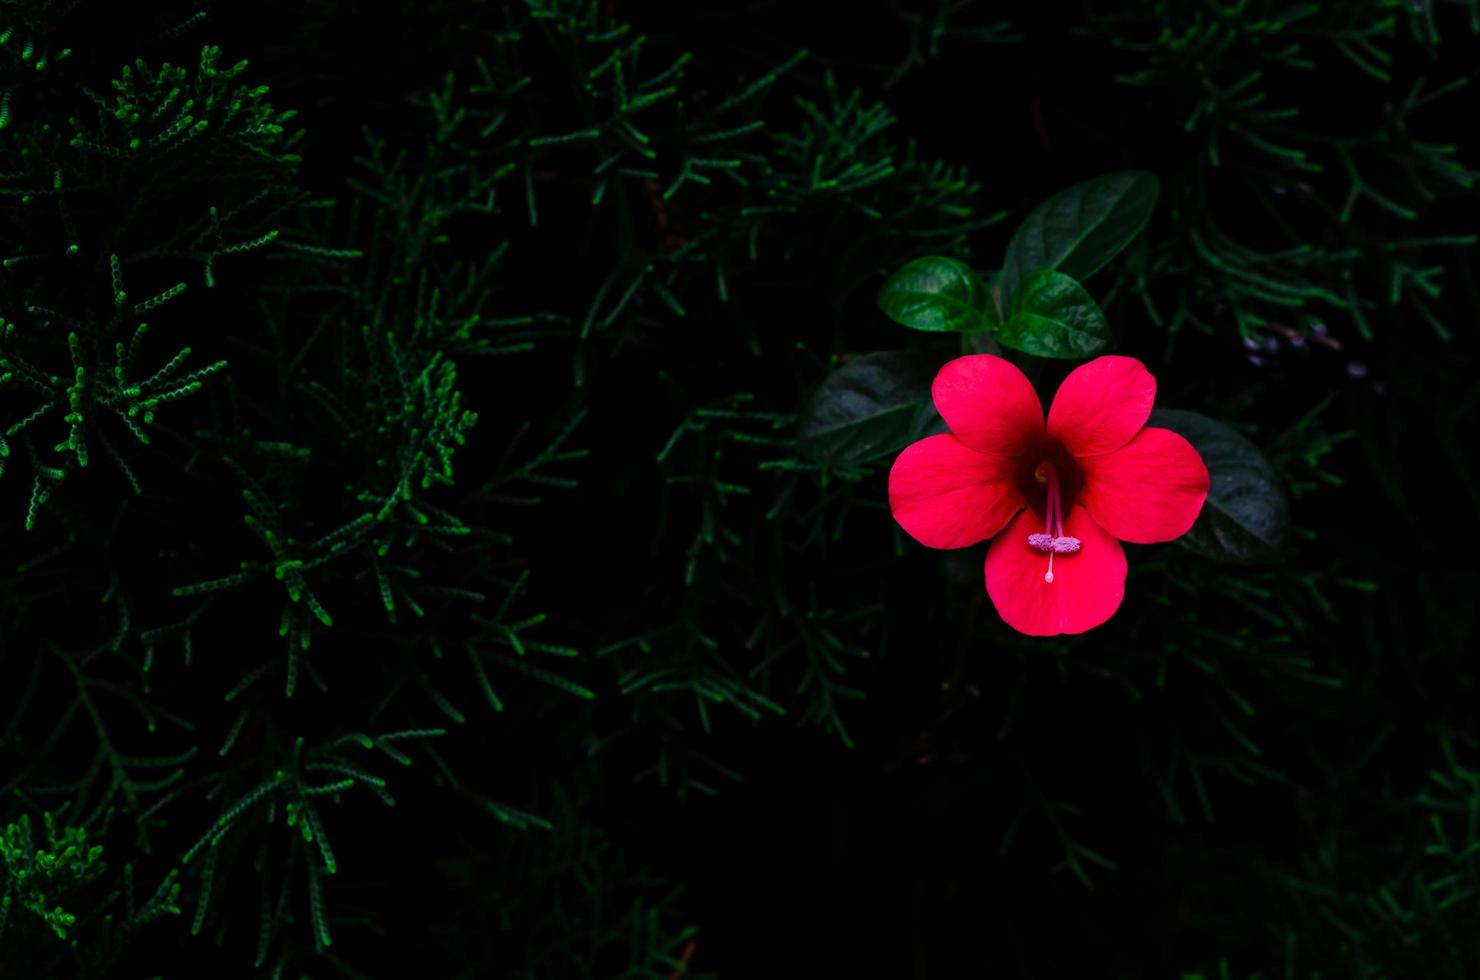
[1027,462,1081,583]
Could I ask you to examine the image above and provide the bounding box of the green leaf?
[1150,410,1290,564]
[798,351,940,466]
[997,269,1111,358]
[876,256,997,333]
[1000,170,1160,303]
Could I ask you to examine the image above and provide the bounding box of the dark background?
[2,1,1478,977]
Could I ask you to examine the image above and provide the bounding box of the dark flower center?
[1015,437,1084,516]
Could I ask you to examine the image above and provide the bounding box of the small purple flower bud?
[1347,360,1368,379]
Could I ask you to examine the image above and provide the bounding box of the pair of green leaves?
[876,170,1159,358]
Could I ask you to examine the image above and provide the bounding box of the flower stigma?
[1027,460,1081,583]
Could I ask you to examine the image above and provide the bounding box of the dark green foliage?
[178,730,446,960]
[1,303,225,520]
[1,0,79,102]
[1281,738,1480,976]
[796,350,939,466]
[0,0,1476,976]
[1084,0,1477,338]
[1180,737,1480,979]
[433,780,713,980]
[68,46,299,169]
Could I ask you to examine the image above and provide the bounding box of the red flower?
[888,355,1209,636]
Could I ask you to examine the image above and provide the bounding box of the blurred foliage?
[1084,0,1478,340]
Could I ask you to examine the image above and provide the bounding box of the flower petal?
[985,505,1126,636]
[1046,355,1156,457]
[889,434,1025,549]
[1080,426,1209,544]
[932,354,1044,456]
